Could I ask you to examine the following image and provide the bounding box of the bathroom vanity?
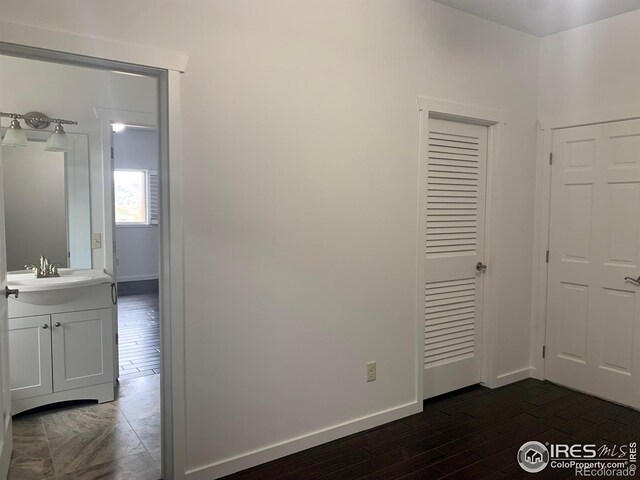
[7,269,115,414]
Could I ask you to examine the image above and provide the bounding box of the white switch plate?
[367,361,376,382]
[91,233,102,249]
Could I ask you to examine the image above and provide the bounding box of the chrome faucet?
[25,255,61,278]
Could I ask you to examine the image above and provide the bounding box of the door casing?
[417,97,509,399]
[0,29,187,480]
[532,108,640,387]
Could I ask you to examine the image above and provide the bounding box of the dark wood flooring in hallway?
[223,379,640,479]
[117,293,160,380]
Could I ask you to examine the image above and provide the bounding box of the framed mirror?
[1,128,91,272]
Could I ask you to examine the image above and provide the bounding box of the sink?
[7,269,112,305]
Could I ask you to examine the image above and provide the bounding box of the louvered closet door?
[423,118,488,399]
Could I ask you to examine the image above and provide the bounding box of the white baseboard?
[528,366,544,381]
[117,275,159,282]
[492,367,531,388]
[185,401,422,480]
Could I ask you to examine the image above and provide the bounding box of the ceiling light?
[45,123,72,152]
[112,123,126,133]
[1,117,28,148]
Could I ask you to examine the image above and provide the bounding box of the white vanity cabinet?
[7,275,115,414]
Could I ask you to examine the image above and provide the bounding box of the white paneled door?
[547,119,640,409]
[0,136,13,478]
[423,118,488,399]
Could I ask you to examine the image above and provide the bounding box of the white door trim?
[531,107,640,382]
[0,33,187,480]
[417,96,508,395]
[0,21,188,72]
[94,107,157,405]
[94,107,157,282]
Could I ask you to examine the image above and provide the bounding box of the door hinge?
[549,152,553,165]
[110,146,114,159]
[542,345,546,358]
[546,250,550,263]
[116,333,119,345]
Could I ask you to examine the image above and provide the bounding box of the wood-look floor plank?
[220,379,640,480]
[117,294,160,379]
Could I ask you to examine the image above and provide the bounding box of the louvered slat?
[426,130,480,256]
[429,131,479,142]
[149,170,159,225]
[428,138,479,148]
[424,279,476,368]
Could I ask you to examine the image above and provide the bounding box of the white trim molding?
[539,104,640,131]
[94,107,157,282]
[94,108,157,128]
[416,96,510,393]
[186,401,421,480]
[417,97,508,126]
[0,21,188,72]
[163,69,187,480]
[530,121,552,380]
[494,367,532,388]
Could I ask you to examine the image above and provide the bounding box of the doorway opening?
[0,42,177,479]
[112,126,161,382]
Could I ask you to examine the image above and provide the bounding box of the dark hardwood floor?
[222,379,640,479]
[117,293,160,380]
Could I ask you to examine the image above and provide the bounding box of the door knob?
[4,286,19,299]
[42,324,49,329]
[54,322,62,327]
[476,262,487,273]
[624,276,640,285]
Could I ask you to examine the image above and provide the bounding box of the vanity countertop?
[7,269,112,292]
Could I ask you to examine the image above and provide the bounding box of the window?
[114,169,159,225]
[114,169,148,224]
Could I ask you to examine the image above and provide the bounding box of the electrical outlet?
[91,233,102,249]
[366,361,376,382]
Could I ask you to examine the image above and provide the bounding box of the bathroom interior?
[0,53,162,479]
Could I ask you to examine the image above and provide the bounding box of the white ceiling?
[433,0,640,37]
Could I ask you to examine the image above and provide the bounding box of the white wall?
[539,10,640,122]
[2,143,66,271]
[113,128,159,282]
[0,55,157,271]
[0,1,540,477]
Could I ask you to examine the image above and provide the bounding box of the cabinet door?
[9,315,53,400]
[51,309,113,392]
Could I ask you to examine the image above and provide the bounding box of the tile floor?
[8,292,162,480]
[9,374,161,480]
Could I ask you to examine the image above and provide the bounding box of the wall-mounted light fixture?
[0,111,78,151]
